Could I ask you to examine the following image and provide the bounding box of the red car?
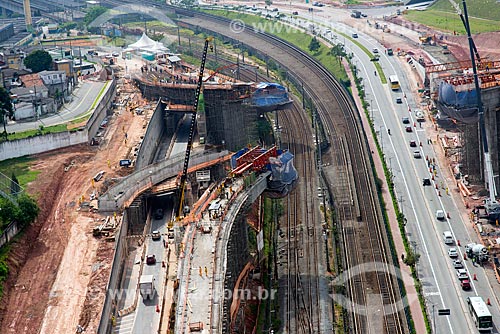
[146,254,156,265]
[405,126,413,133]
[461,279,471,290]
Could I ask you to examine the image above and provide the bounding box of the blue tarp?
[251,82,290,108]
[438,82,479,124]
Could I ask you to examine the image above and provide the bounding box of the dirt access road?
[0,73,149,333]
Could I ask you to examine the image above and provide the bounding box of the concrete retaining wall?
[0,130,88,161]
[0,221,20,248]
[97,211,129,334]
[135,100,165,170]
[0,79,116,161]
[87,80,117,140]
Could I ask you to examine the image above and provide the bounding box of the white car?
[456,268,469,281]
[373,48,379,54]
[452,259,463,269]
[436,210,445,220]
[413,151,421,159]
[448,248,458,258]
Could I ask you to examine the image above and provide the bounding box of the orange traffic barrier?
[487,298,491,306]
[156,304,160,313]
[464,253,467,260]
[162,261,166,268]
[447,212,450,219]
[457,240,461,246]
[473,274,477,280]
[438,190,441,197]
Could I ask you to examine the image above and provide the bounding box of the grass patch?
[405,9,500,34]
[5,123,68,142]
[0,156,39,187]
[429,0,500,23]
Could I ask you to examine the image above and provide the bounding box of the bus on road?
[389,75,400,90]
[467,296,493,332]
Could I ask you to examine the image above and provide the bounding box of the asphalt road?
[320,21,500,334]
[6,80,106,133]
[131,203,172,334]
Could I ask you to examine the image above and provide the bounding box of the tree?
[15,194,40,226]
[10,173,21,197]
[24,50,52,73]
[308,36,320,52]
[0,87,13,140]
[83,6,108,27]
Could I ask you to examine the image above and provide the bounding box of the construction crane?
[454,0,500,216]
[175,37,213,222]
[447,0,482,64]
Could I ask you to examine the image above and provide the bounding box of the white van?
[443,231,453,244]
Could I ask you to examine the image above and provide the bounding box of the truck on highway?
[465,243,489,262]
[139,275,156,300]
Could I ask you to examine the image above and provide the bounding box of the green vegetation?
[405,10,500,34]
[203,10,348,84]
[0,245,10,298]
[24,50,53,73]
[0,157,39,187]
[0,87,13,140]
[405,0,500,34]
[2,124,68,142]
[84,6,108,27]
[429,0,500,22]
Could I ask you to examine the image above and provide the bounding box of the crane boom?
[176,37,212,220]
[447,0,481,63]
[460,0,498,208]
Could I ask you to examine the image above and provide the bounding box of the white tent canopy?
[128,33,156,50]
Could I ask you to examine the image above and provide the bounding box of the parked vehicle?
[436,209,446,220]
[139,275,155,300]
[461,279,471,290]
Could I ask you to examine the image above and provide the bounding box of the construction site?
[425,57,500,282]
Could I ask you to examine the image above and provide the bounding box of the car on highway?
[372,48,379,54]
[409,140,417,147]
[352,33,358,38]
[460,279,471,290]
[152,230,161,240]
[146,254,156,265]
[448,247,458,258]
[154,209,164,220]
[402,117,410,124]
[272,7,279,11]
[413,151,421,159]
[396,97,403,104]
[292,11,299,15]
[436,209,445,220]
[405,126,413,132]
[423,178,431,186]
[453,259,463,269]
[456,268,469,281]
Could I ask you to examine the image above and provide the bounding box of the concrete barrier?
[98,150,230,212]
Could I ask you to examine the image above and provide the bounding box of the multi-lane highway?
[313,17,500,333]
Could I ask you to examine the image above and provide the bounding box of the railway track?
[96,2,410,331]
[171,9,410,334]
[279,102,324,333]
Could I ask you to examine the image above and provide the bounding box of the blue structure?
[438,81,479,123]
[250,82,292,112]
[265,151,298,198]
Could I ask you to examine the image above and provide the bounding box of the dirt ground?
[1,6,499,334]
[0,67,149,333]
